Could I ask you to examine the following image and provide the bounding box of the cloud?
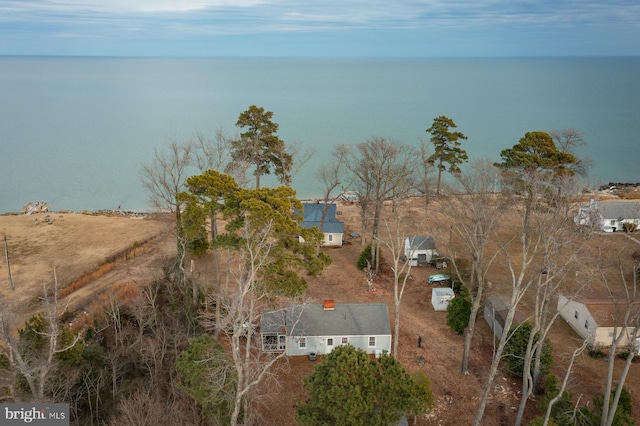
[1,0,639,55]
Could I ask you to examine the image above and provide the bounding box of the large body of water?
[1,56,638,213]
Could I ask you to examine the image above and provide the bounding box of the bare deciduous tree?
[377,203,424,357]
[192,126,234,174]
[0,269,81,402]
[549,128,593,177]
[474,172,567,426]
[346,137,419,273]
[439,158,504,375]
[513,176,592,426]
[201,219,292,426]
[140,139,195,280]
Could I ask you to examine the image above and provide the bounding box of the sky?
[1,0,639,57]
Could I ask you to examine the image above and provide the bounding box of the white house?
[431,287,454,311]
[557,293,640,348]
[404,236,437,267]
[483,296,526,339]
[297,203,345,247]
[260,301,392,357]
[574,200,640,233]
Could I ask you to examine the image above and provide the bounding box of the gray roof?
[406,235,436,250]
[297,203,344,234]
[595,201,640,220]
[261,303,391,337]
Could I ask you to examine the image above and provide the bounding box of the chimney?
[323,300,335,311]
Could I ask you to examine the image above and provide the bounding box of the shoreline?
[1,209,158,218]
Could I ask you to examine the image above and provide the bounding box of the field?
[1,198,639,425]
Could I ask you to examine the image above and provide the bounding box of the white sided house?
[574,200,640,233]
[297,203,345,247]
[404,236,437,267]
[558,293,640,348]
[260,301,392,357]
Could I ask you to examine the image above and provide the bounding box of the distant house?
[557,293,640,348]
[404,236,437,267]
[483,296,526,339]
[574,200,640,232]
[297,203,345,247]
[260,302,392,357]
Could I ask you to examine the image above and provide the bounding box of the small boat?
[428,274,450,284]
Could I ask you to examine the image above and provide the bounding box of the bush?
[503,321,553,379]
[536,375,576,426]
[306,258,326,276]
[589,387,634,426]
[446,296,471,335]
[357,244,373,270]
[588,347,606,359]
[318,252,333,266]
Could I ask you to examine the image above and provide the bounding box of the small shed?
[404,236,437,267]
[483,296,526,339]
[431,287,455,311]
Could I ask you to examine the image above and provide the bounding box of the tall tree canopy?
[232,105,292,189]
[181,170,323,296]
[426,115,468,195]
[296,345,432,426]
[496,131,576,176]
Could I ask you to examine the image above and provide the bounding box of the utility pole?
[4,235,14,290]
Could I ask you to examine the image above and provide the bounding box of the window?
[368,336,376,347]
[328,234,333,242]
[341,337,349,345]
[584,320,589,329]
[299,337,306,349]
[610,220,616,225]
[327,338,334,346]
[574,311,579,320]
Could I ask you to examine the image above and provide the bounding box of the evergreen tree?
[232,105,292,188]
[446,296,472,335]
[426,115,468,195]
[176,334,235,423]
[503,321,552,379]
[296,345,432,426]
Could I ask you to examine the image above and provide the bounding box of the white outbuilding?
[431,287,455,311]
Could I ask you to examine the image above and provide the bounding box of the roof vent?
[323,300,335,311]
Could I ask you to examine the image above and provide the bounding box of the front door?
[326,337,334,352]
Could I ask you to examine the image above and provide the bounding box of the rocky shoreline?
[598,182,640,192]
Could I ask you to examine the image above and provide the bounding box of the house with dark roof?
[404,236,437,266]
[260,302,392,356]
[297,203,345,247]
[574,200,640,232]
[558,293,640,348]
